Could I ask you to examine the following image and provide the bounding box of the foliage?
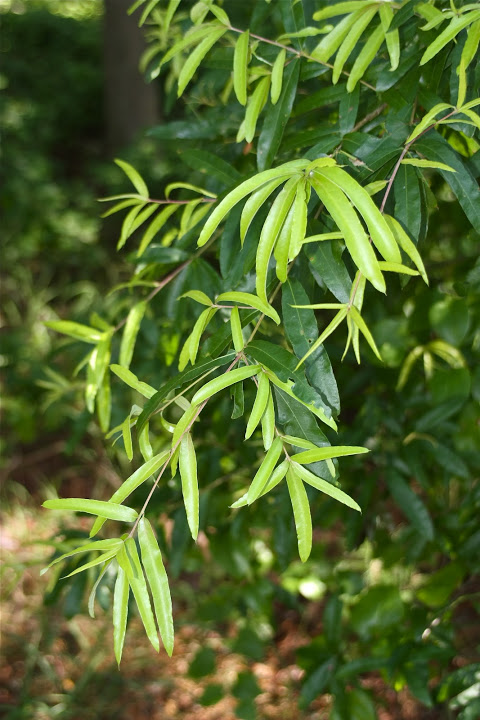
[37,0,479,717]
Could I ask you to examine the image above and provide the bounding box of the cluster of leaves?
[41,0,479,716]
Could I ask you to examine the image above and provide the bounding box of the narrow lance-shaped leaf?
[240,175,289,243]
[115,159,148,197]
[270,48,286,104]
[191,365,260,406]
[407,103,452,143]
[177,24,227,96]
[247,436,284,505]
[295,307,348,369]
[119,301,147,369]
[332,6,379,84]
[97,370,111,434]
[180,289,213,306]
[400,158,456,172]
[256,176,299,303]
[286,465,312,563]
[40,538,123,575]
[122,415,134,461]
[274,201,295,282]
[45,321,103,344]
[88,560,112,618]
[311,8,367,64]
[384,215,428,283]
[216,291,280,324]
[292,462,361,512]
[62,548,120,579]
[346,23,384,92]
[138,517,174,656]
[43,498,138,523]
[233,30,249,106]
[120,539,160,652]
[113,563,130,665]
[261,389,275,450]
[188,307,217,365]
[245,372,270,439]
[138,421,153,462]
[244,75,271,143]
[179,433,199,541]
[289,178,308,259]
[110,365,156,399]
[231,458,288,508]
[291,446,369,464]
[379,3,399,71]
[89,451,170,537]
[349,306,382,361]
[230,306,244,353]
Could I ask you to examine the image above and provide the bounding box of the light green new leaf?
[138,518,174,656]
[171,404,198,454]
[159,24,215,70]
[400,158,456,172]
[274,201,295,282]
[119,301,147,369]
[261,389,275,450]
[117,203,146,250]
[137,204,179,257]
[114,159,148,197]
[309,175,385,293]
[346,23,384,92]
[101,198,142,218]
[179,433,199,540]
[319,166,401,263]
[291,445,369,464]
[420,11,480,66]
[240,176,289,243]
[407,103,452,143]
[138,422,153,462]
[286,466,312,563]
[188,307,217,365]
[264,369,337,430]
[332,5,378,84]
[459,107,480,131]
[233,30,249,106]
[295,307,348,369]
[230,306,244,353]
[313,2,373,22]
[121,539,160,653]
[245,372,270,439]
[88,560,112,618]
[43,498,137,523]
[113,564,129,665]
[247,436,284,505]
[40,538,123,575]
[180,289,213,306]
[292,462,361,512]
[191,365,261,406]
[270,48,286,104]
[197,159,308,247]
[165,181,216,199]
[216,291,280,324]
[378,261,419,276]
[177,25,227,96]
[45,321,103,344]
[460,19,480,70]
[97,371,111,433]
[311,8,367,63]
[122,415,134,461]
[281,435,321,451]
[379,3,399,71]
[178,334,193,373]
[89,451,170,537]
[231,458,288,508]
[62,548,120,579]
[384,215,428,284]
[289,179,308,259]
[110,364,156,399]
[244,75,271,142]
[349,306,382,361]
[256,176,299,303]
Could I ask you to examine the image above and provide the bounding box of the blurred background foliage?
[1,1,479,719]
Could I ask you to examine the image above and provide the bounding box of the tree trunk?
[103,0,158,155]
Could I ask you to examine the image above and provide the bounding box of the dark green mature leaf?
[257,58,300,172]
[136,353,236,435]
[282,279,340,417]
[394,164,422,243]
[415,133,480,229]
[180,149,241,188]
[307,241,352,304]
